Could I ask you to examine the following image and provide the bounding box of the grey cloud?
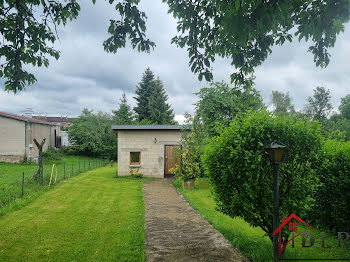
[1,0,350,118]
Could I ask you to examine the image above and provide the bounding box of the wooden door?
[164,145,181,175]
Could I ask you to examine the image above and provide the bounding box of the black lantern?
[265,141,287,163]
[265,140,288,261]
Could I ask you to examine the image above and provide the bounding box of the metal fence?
[0,159,109,209]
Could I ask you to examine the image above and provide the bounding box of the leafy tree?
[166,0,350,85]
[0,0,154,93]
[324,114,350,141]
[195,81,263,136]
[270,90,295,115]
[202,110,322,252]
[322,95,350,140]
[68,109,117,159]
[2,1,349,92]
[134,68,156,121]
[148,78,175,124]
[304,86,333,121]
[339,94,350,120]
[327,129,347,142]
[113,92,134,124]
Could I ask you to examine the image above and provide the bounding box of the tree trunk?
[32,138,46,181]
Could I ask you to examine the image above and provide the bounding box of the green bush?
[42,147,62,161]
[60,146,79,155]
[170,130,201,181]
[68,109,117,159]
[311,140,350,232]
[202,110,323,245]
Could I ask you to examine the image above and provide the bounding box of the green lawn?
[0,155,107,209]
[173,179,350,262]
[0,166,147,262]
[0,155,103,184]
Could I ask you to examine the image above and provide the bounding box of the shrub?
[60,146,79,155]
[68,109,117,159]
[311,140,350,232]
[42,147,62,161]
[202,110,322,246]
[170,130,201,181]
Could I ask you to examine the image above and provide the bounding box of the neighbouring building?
[0,111,60,162]
[32,116,76,128]
[112,125,185,178]
[60,131,70,147]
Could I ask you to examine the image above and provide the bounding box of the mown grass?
[0,166,148,262]
[0,155,108,210]
[173,178,350,261]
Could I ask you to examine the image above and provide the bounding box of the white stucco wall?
[0,115,60,162]
[0,116,26,161]
[60,131,70,146]
[117,130,182,178]
[26,123,59,158]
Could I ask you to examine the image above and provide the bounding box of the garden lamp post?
[265,141,287,261]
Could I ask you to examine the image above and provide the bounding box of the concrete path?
[143,179,249,262]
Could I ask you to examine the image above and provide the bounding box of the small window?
[130,152,141,165]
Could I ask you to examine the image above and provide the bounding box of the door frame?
[163,144,180,178]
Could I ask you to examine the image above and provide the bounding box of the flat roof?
[112,125,187,131]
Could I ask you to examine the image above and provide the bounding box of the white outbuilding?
[112,125,184,178]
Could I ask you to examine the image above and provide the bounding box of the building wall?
[117,130,182,178]
[0,116,60,162]
[60,131,70,146]
[0,116,26,162]
[26,123,59,158]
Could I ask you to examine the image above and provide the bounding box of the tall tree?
[323,94,350,141]
[148,78,175,124]
[113,92,134,124]
[195,82,263,136]
[134,68,156,121]
[270,91,295,115]
[304,86,333,121]
[2,1,349,92]
[339,94,350,120]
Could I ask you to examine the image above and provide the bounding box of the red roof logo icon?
[272,213,313,255]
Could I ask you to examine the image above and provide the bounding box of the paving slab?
[143,179,249,262]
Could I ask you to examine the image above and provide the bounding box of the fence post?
[21,172,24,197]
[64,162,66,179]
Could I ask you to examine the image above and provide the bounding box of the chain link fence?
[0,158,109,209]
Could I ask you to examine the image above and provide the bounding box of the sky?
[1,1,350,123]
